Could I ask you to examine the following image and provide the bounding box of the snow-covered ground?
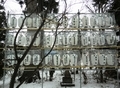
[0,70,118,88]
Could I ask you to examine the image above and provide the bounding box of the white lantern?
[97,35,105,45]
[71,34,78,45]
[10,16,17,28]
[106,34,115,45]
[32,16,38,28]
[53,54,61,66]
[104,15,111,27]
[81,36,89,46]
[45,54,52,65]
[18,16,24,27]
[90,16,96,28]
[71,15,79,28]
[99,54,106,65]
[90,34,97,46]
[82,53,89,65]
[91,53,98,65]
[23,54,31,66]
[37,16,43,28]
[45,35,52,47]
[7,34,14,46]
[63,54,70,65]
[82,16,89,28]
[97,15,104,27]
[110,16,114,26]
[62,35,68,45]
[106,54,114,65]
[62,16,68,28]
[26,17,33,28]
[17,34,26,46]
[25,35,31,46]
[33,54,40,65]
[70,54,78,66]
[55,35,62,46]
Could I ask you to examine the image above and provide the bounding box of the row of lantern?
[6,53,78,66]
[82,52,115,66]
[6,33,41,46]
[81,31,117,46]
[71,15,114,28]
[6,31,117,46]
[6,32,78,46]
[7,16,43,28]
[6,54,41,66]
[7,14,115,28]
[6,52,115,66]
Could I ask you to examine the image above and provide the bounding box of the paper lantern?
[70,54,78,66]
[33,54,40,65]
[18,16,24,27]
[23,54,31,66]
[82,16,89,28]
[53,54,61,66]
[99,54,106,65]
[63,54,70,65]
[10,16,17,28]
[82,53,89,65]
[45,54,52,65]
[91,53,98,65]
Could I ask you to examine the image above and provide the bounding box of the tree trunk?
[9,63,20,88]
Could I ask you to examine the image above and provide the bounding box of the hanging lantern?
[45,54,52,65]
[106,34,115,45]
[7,34,14,46]
[91,53,98,65]
[18,16,24,27]
[25,35,31,46]
[26,17,33,28]
[97,34,105,45]
[37,16,43,28]
[104,15,111,27]
[81,35,89,46]
[82,16,89,28]
[53,54,61,66]
[90,16,96,28]
[45,35,52,47]
[63,54,70,66]
[69,54,78,66]
[71,15,79,28]
[90,33,97,46]
[62,16,68,28]
[106,54,114,65]
[82,53,89,65]
[62,35,68,45]
[97,14,104,27]
[69,34,78,45]
[23,54,31,66]
[99,54,106,65]
[10,16,17,28]
[17,34,26,46]
[32,16,38,28]
[55,35,62,46]
[33,54,40,65]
